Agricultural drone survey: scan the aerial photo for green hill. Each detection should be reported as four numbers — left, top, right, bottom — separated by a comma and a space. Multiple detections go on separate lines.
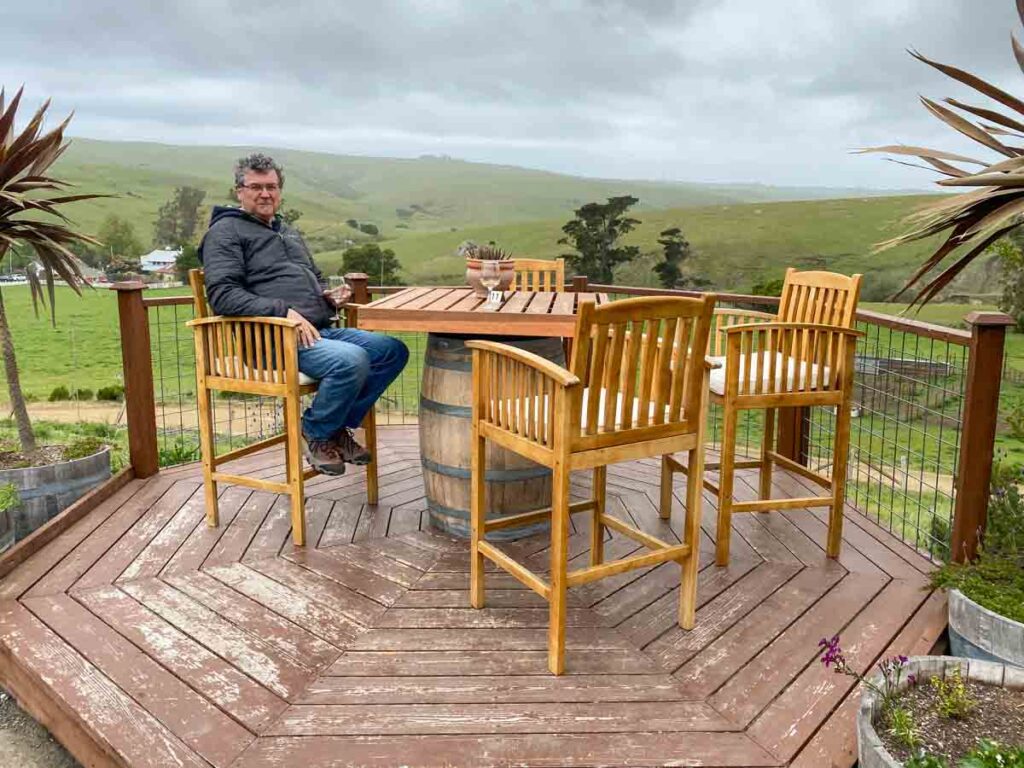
54, 138, 927, 252
323, 194, 972, 298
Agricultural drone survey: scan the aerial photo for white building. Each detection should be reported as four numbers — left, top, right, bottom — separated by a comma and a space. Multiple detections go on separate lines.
139, 248, 181, 273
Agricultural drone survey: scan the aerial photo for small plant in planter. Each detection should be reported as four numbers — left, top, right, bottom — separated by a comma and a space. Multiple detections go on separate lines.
463, 242, 515, 296
931, 461, 1024, 668
820, 637, 1024, 766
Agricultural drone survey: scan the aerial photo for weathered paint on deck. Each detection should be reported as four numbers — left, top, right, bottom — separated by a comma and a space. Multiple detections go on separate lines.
0, 427, 946, 767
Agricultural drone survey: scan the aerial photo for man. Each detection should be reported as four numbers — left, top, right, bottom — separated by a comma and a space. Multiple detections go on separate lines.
199, 152, 408, 475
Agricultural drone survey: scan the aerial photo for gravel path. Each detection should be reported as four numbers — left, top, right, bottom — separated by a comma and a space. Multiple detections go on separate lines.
0, 688, 78, 767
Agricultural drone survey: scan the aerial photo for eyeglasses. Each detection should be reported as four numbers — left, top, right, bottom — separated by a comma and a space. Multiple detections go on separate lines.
237, 183, 280, 193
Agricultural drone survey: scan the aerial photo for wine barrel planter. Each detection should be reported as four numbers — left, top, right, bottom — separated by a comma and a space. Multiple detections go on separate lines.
949, 588, 1024, 669
420, 333, 565, 540
858, 655, 1024, 768
0, 447, 111, 542
0, 507, 12, 554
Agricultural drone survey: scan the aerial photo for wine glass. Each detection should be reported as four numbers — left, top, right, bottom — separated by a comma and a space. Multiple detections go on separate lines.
480, 259, 502, 310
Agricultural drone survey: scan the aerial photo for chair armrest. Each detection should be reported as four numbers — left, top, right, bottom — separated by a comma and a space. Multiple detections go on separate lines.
186, 315, 301, 329
466, 340, 580, 388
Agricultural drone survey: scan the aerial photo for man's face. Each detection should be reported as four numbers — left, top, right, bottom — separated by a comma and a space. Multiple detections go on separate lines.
236, 169, 282, 223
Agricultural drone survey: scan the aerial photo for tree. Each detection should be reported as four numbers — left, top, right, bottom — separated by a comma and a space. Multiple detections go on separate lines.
558, 195, 640, 283
0, 87, 104, 452
105, 256, 140, 281
862, 5, 1024, 306
654, 227, 698, 289
358, 222, 379, 236
281, 207, 303, 227
154, 186, 207, 248
340, 243, 404, 285
175, 245, 201, 284
97, 214, 143, 265
751, 277, 785, 297
995, 237, 1024, 332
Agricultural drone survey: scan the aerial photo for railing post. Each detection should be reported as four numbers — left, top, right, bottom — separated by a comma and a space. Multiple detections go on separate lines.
111, 281, 159, 478
952, 311, 1014, 563
572, 275, 588, 293
344, 272, 370, 327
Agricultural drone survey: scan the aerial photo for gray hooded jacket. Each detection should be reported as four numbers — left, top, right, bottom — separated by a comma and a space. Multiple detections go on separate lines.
198, 205, 335, 329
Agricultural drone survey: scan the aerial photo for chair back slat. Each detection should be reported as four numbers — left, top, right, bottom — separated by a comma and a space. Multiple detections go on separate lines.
189, 269, 210, 319
511, 258, 565, 292
569, 295, 715, 445
777, 268, 861, 328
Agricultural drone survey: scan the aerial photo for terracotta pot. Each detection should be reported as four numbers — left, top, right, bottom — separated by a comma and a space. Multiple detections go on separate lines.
465, 258, 515, 297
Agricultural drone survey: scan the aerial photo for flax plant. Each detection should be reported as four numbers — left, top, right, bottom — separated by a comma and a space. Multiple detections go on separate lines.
861, 0, 1024, 306
0, 87, 104, 451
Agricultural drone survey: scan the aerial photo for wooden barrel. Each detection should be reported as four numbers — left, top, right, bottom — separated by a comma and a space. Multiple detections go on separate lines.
420, 333, 565, 540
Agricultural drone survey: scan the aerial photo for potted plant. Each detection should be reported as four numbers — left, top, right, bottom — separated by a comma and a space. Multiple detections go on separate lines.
818, 637, 1024, 767
463, 242, 515, 296
0, 87, 111, 542
931, 462, 1024, 670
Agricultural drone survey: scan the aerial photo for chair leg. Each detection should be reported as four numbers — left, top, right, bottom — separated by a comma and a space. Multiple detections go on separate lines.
470, 428, 486, 609
196, 384, 219, 528
759, 407, 775, 507
284, 393, 306, 546
716, 404, 739, 567
363, 407, 379, 505
590, 466, 606, 567
659, 455, 674, 520
827, 403, 853, 559
679, 434, 705, 629
548, 462, 570, 676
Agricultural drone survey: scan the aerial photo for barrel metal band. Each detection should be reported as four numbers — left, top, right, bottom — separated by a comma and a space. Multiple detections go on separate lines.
419, 396, 472, 418
420, 456, 550, 482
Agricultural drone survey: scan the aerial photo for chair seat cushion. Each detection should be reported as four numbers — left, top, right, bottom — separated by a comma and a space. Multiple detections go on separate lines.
707, 354, 829, 396
580, 388, 671, 430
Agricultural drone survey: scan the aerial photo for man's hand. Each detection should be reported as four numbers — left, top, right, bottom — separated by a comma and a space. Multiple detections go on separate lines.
323, 284, 352, 308
286, 308, 321, 348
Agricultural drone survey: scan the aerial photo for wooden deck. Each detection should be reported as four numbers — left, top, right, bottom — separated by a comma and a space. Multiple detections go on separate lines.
0, 426, 946, 768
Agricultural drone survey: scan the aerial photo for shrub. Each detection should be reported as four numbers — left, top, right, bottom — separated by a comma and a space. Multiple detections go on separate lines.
48, 385, 70, 401
0, 483, 19, 513
159, 437, 199, 467
906, 755, 948, 768
930, 667, 975, 719
358, 222, 379, 236
63, 436, 107, 461
1004, 398, 1024, 439
73, 388, 94, 401
96, 384, 125, 402
345, 218, 358, 229
960, 740, 1024, 768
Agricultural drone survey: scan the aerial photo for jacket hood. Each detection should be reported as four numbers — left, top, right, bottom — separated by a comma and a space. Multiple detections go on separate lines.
200, 206, 280, 262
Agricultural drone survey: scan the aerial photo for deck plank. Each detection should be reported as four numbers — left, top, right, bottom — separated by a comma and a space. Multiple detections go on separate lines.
0, 426, 948, 768
24, 593, 253, 768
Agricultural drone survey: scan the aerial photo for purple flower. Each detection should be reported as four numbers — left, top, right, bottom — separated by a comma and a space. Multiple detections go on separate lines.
907, 674, 917, 686
818, 635, 846, 669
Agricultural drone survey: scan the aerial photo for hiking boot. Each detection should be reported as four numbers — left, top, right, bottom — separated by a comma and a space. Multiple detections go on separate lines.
335, 428, 372, 465
302, 433, 346, 476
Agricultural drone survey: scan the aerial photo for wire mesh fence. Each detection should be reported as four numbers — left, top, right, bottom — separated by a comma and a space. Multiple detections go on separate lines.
147, 287, 970, 560
147, 295, 423, 469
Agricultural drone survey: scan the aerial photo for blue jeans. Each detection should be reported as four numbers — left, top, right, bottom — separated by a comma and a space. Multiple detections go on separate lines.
297, 328, 409, 440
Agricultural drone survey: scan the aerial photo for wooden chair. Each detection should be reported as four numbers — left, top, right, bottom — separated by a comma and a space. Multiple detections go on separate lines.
186, 269, 378, 546
661, 268, 862, 565
511, 258, 565, 292
467, 294, 716, 674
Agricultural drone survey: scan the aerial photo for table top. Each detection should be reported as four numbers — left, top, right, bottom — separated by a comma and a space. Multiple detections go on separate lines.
356, 287, 609, 337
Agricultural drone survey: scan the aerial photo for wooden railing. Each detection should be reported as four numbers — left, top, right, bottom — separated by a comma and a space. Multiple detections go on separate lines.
113, 274, 1013, 564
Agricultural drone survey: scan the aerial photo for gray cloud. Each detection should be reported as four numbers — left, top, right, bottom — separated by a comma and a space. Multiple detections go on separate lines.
3, 0, 1024, 188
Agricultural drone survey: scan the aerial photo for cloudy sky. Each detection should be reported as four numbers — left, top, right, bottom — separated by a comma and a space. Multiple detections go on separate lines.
3, 0, 1023, 188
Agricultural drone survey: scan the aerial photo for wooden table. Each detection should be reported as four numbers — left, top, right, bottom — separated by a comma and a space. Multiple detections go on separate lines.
356, 286, 609, 337
356, 286, 608, 539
